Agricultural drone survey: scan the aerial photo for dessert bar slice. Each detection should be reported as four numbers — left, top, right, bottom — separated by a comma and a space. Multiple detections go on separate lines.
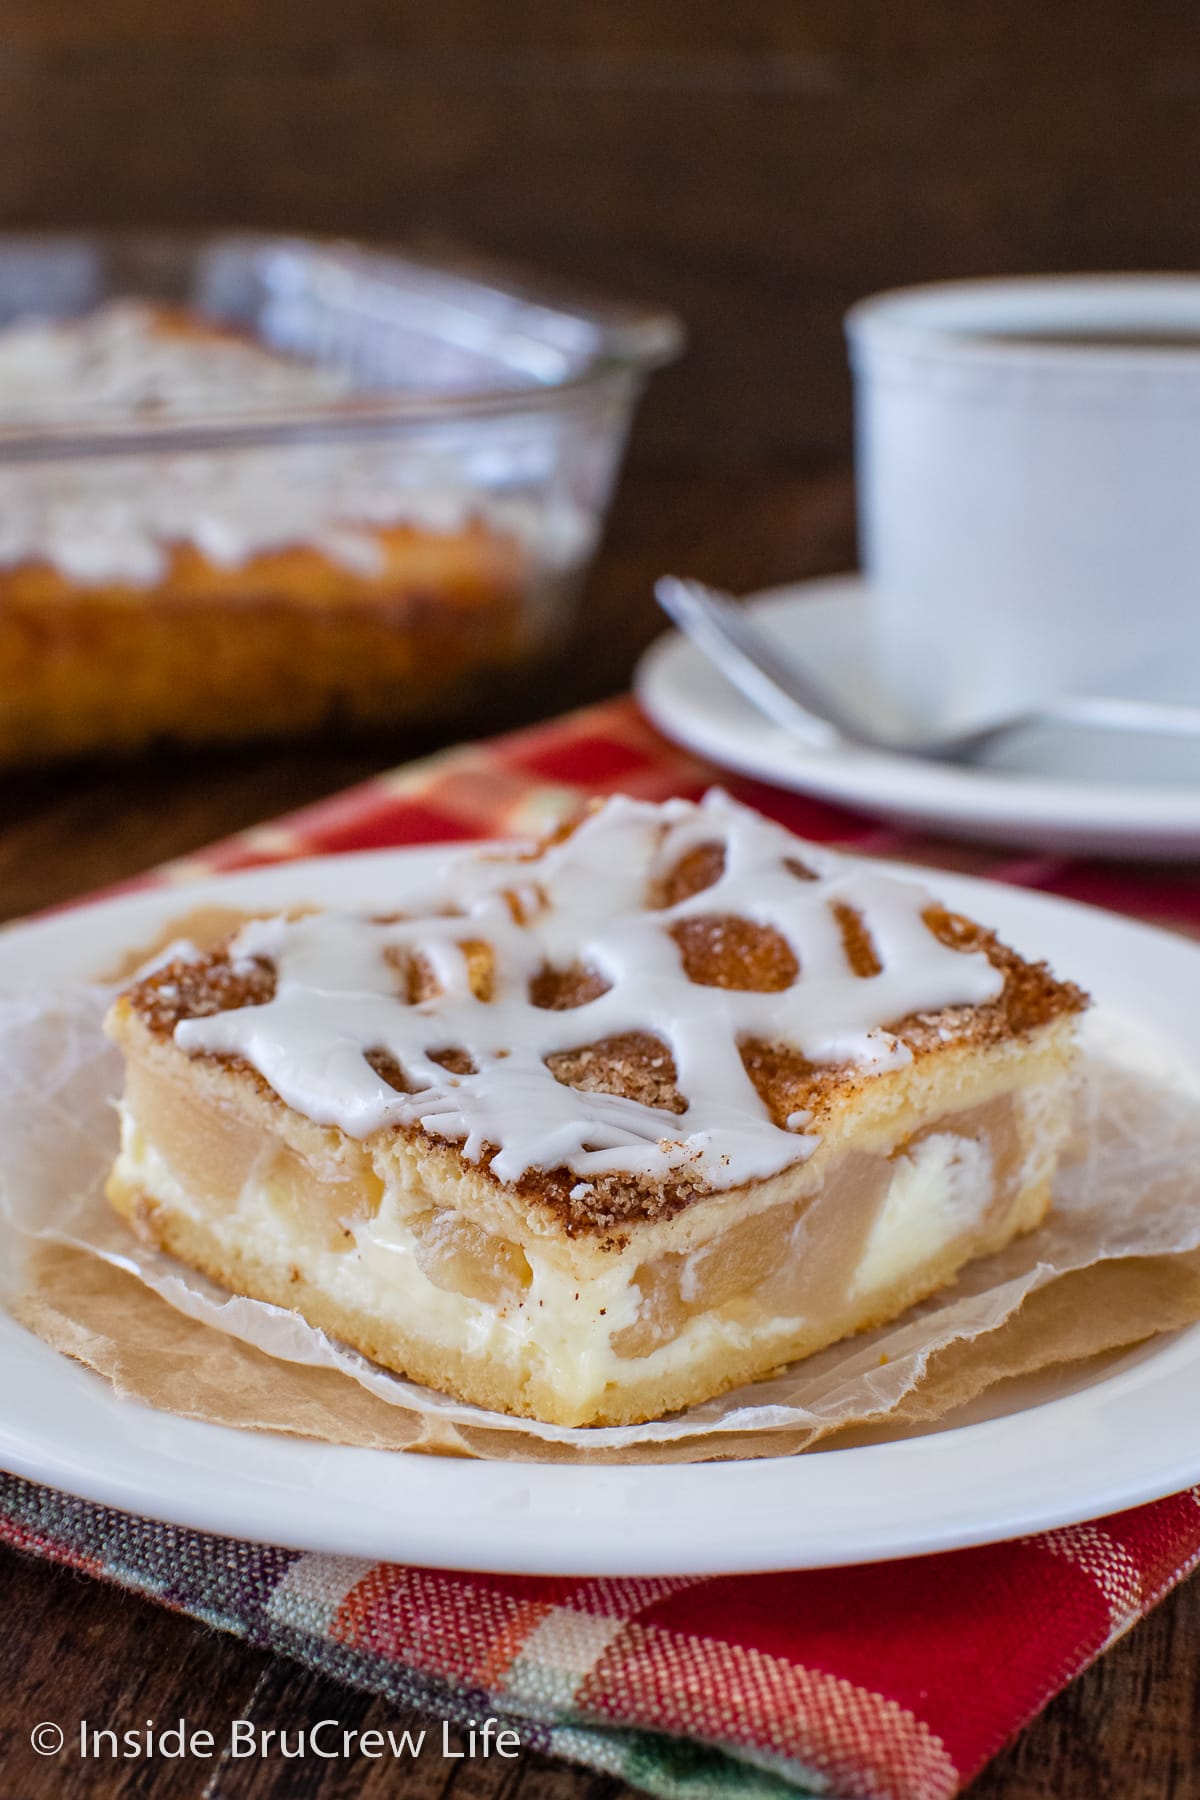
105, 792, 1087, 1427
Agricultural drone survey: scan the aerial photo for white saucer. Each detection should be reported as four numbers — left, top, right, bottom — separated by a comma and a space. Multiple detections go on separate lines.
636, 575, 1200, 858
3, 851, 1200, 1574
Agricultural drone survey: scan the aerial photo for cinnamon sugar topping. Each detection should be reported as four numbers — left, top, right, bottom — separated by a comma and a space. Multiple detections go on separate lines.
125, 793, 1084, 1196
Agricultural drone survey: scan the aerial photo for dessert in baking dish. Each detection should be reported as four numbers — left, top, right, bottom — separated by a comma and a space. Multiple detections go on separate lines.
0, 302, 535, 762
104, 792, 1087, 1427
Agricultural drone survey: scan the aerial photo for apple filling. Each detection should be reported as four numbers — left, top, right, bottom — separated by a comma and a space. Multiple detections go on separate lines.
612, 1093, 1019, 1359
123, 1058, 382, 1254
406, 1207, 533, 1307
123, 1051, 1022, 1365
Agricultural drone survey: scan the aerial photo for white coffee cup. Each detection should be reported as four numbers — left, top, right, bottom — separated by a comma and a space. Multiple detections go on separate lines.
846, 276, 1200, 733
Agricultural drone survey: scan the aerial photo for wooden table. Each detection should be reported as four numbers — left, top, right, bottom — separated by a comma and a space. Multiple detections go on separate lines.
0, 465, 1194, 1799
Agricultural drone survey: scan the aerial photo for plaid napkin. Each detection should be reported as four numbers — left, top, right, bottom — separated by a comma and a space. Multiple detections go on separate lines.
7, 694, 1200, 1800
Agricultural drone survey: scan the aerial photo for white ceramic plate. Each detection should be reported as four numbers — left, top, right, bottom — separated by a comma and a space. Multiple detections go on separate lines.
636, 575, 1200, 858
3, 849, 1200, 1575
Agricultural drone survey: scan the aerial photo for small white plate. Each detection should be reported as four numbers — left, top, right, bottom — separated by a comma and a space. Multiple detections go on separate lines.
636, 575, 1200, 858
2, 850, 1200, 1575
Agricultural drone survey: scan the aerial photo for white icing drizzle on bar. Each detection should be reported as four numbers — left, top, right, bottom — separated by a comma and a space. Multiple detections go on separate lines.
0, 301, 565, 585
174, 793, 1006, 1190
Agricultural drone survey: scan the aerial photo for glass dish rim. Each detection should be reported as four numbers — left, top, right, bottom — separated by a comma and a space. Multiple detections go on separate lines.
0, 228, 686, 460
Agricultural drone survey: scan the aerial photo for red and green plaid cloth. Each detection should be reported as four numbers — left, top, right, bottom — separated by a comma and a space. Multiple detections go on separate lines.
7, 693, 1200, 1800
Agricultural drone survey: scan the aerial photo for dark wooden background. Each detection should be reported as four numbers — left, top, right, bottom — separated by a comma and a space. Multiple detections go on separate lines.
4, 4, 1200, 1796
4, 1, 1200, 471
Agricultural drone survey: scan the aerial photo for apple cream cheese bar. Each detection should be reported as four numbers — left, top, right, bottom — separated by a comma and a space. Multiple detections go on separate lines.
104, 792, 1087, 1427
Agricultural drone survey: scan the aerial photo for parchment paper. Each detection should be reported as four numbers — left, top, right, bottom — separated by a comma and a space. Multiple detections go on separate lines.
3, 984, 1200, 1463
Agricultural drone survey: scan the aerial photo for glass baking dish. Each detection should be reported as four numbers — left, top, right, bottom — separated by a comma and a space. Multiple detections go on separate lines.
0, 232, 683, 762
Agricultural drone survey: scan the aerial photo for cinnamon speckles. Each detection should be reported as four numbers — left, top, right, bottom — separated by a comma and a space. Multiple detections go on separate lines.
910, 906, 1088, 1046
529, 962, 612, 1010
428, 1046, 478, 1077
127, 952, 275, 1033
670, 914, 799, 992
365, 1047, 412, 1092
546, 1031, 688, 1116
650, 839, 726, 908
832, 902, 882, 978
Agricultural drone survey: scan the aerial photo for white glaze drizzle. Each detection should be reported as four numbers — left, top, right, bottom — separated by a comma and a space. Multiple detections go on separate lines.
0, 302, 581, 585
173, 793, 1006, 1190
